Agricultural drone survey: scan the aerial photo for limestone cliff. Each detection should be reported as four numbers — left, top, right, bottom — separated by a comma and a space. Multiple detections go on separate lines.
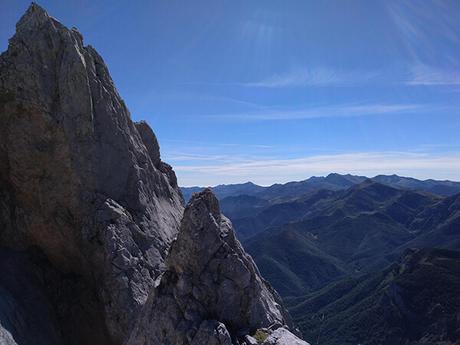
128, 189, 307, 344
0, 4, 308, 345
0, 3, 183, 344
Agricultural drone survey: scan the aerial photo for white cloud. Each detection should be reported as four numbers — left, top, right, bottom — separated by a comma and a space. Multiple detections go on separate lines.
407, 64, 460, 86
209, 103, 426, 122
244, 67, 379, 88
173, 151, 460, 186
386, 2, 460, 64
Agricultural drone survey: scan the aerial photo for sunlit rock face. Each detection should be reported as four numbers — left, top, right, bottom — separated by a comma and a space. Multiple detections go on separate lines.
0, 4, 307, 345
0, 3, 183, 343
128, 189, 308, 345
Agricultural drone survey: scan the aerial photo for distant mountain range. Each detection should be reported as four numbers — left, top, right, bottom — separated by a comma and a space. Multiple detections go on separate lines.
243, 180, 460, 295
182, 174, 460, 344
182, 173, 460, 202
182, 175, 460, 296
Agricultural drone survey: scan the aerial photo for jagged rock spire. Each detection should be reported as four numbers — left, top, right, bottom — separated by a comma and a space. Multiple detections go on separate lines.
17, 2, 49, 29
128, 189, 307, 345
1, 3, 183, 344
0, 4, 308, 345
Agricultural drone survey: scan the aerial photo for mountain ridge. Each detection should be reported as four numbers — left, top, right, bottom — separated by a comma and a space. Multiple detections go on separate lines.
242, 180, 456, 296
182, 173, 460, 201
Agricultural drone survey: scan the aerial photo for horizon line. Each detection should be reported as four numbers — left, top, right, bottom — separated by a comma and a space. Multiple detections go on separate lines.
179, 172, 460, 188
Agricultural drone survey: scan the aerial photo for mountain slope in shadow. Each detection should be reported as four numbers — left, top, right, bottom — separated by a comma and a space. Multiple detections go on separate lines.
286, 248, 460, 345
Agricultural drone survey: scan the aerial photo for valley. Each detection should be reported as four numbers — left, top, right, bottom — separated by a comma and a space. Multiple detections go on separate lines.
183, 175, 460, 344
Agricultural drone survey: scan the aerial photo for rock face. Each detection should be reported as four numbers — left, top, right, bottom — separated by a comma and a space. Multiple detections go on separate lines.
0, 3, 183, 344
128, 189, 307, 345
0, 4, 306, 345
261, 328, 310, 345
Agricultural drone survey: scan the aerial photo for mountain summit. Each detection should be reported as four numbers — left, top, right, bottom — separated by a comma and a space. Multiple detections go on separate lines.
1, 2, 184, 343
0, 4, 305, 345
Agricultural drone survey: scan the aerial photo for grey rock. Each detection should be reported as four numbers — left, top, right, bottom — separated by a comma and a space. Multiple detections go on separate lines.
190, 320, 233, 345
0, 327, 17, 345
243, 335, 259, 345
0, 3, 183, 344
128, 189, 300, 345
262, 327, 310, 345
135, 120, 161, 168
0, 4, 309, 345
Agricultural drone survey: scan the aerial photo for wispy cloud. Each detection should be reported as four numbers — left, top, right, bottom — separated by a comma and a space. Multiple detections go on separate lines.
208, 103, 429, 122
407, 64, 460, 86
173, 151, 460, 186
386, 1, 460, 59
162, 142, 277, 166
244, 67, 380, 88
386, 2, 460, 87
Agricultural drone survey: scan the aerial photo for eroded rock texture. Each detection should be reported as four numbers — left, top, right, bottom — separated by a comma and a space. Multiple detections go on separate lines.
0, 4, 306, 345
128, 189, 307, 345
0, 3, 183, 344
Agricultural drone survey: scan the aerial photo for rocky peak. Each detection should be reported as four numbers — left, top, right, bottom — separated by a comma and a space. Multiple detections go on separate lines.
1, 3, 183, 344
0, 4, 307, 345
16, 3, 49, 30
128, 189, 307, 345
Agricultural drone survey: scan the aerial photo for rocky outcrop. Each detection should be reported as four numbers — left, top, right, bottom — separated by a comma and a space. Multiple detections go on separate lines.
261, 328, 310, 345
0, 4, 306, 345
0, 3, 183, 344
128, 189, 307, 345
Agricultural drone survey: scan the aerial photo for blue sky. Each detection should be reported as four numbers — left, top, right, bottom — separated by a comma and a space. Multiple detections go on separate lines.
2, 1, 460, 186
